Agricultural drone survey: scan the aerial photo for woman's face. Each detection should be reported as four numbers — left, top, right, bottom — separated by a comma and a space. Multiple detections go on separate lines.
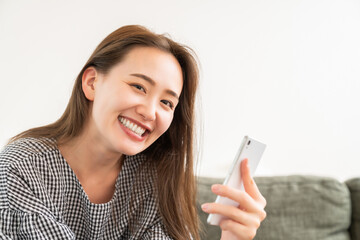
86, 47, 183, 156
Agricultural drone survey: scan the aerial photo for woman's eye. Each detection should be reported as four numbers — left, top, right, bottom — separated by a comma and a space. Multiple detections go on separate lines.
161, 100, 174, 109
131, 84, 146, 93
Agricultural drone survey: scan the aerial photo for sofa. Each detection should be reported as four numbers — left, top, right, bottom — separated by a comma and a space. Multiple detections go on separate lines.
197, 175, 360, 240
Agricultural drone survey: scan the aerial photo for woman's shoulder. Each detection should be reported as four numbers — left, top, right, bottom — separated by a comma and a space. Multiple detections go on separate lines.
0, 137, 65, 219
0, 137, 58, 166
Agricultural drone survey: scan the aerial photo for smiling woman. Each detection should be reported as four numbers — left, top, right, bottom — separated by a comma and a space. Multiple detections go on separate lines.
0, 25, 267, 240
0, 25, 201, 240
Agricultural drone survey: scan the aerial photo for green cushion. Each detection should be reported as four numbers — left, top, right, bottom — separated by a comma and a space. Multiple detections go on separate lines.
346, 178, 360, 240
254, 176, 351, 240
197, 175, 352, 240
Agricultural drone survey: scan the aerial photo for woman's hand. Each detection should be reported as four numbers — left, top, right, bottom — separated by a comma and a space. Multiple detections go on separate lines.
201, 159, 267, 240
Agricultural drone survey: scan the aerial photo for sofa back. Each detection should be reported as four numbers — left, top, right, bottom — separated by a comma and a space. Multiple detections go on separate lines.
346, 178, 360, 240
197, 175, 360, 240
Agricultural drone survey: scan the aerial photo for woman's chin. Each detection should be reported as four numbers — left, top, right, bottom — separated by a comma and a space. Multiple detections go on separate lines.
115, 144, 147, 156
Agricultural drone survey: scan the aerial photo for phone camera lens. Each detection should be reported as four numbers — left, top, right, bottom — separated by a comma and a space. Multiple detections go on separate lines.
247, 140, 251, 145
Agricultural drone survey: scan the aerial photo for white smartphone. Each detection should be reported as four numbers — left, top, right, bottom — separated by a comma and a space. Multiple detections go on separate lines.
207, 136, 266, 226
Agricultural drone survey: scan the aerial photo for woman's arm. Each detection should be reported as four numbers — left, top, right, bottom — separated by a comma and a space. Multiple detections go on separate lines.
0, 152, 75, 239
0, 209, 75, 239
141, 218, 175, 240
201, 159, 267, 240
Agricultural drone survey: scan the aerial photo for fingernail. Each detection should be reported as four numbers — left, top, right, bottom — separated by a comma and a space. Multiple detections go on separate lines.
244, 158, 249, 165
201, 203, 209, 211
212, 184, 221, 193
245, 159, 250, 168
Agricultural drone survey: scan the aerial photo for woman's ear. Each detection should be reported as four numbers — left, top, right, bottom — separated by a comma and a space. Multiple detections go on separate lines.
82, 67, 98, 101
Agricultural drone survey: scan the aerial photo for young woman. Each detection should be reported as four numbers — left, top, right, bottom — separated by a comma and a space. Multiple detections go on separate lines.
0, 25, 266, 239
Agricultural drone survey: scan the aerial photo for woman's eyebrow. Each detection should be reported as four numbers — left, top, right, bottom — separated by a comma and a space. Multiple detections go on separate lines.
130, 73, 179, 99
130, 73, 155, 85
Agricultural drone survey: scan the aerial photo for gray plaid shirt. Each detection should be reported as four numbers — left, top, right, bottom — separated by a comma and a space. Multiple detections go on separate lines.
0, 137, 172, 239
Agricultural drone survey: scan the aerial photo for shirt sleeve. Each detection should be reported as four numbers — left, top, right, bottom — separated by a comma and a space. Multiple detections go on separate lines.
0, 209, 75, 239
0, 159, 75, 239
141, 220, 174, 240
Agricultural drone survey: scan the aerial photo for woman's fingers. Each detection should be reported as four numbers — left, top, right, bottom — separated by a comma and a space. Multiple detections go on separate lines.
209, 184, 266, 220
201, 202, 260, 228
241, 159, 267, 208
203, 158, 268, 239
220, 221, 257, 240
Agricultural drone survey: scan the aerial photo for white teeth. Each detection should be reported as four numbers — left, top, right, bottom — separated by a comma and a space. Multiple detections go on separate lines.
118, 117, 146, 136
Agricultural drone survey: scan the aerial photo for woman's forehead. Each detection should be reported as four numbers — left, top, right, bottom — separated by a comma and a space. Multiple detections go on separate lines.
107, 47, 183, 94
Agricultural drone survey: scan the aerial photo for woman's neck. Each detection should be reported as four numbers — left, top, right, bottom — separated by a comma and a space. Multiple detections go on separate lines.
58, 131, 124, 204
58, 130, 123, 182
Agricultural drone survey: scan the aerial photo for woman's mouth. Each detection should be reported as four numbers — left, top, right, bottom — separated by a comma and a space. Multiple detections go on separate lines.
118, 116, 146, 137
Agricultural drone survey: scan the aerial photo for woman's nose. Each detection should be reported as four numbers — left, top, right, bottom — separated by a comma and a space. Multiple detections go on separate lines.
136, 101, 156, 121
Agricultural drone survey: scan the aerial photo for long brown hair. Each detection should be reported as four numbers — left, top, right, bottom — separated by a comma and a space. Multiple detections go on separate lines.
10, 25, 200, 239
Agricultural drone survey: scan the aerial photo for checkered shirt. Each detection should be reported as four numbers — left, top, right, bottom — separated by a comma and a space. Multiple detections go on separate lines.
0, 137, 173, 239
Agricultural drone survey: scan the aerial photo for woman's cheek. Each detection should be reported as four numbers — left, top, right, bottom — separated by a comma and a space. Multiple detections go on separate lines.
159, 112, 175, 134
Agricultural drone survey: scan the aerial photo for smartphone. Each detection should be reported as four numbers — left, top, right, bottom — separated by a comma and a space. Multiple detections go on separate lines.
207, 136, 266, 226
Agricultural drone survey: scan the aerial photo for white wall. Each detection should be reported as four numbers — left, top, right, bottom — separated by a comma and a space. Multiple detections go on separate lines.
1, 0, 359, 181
